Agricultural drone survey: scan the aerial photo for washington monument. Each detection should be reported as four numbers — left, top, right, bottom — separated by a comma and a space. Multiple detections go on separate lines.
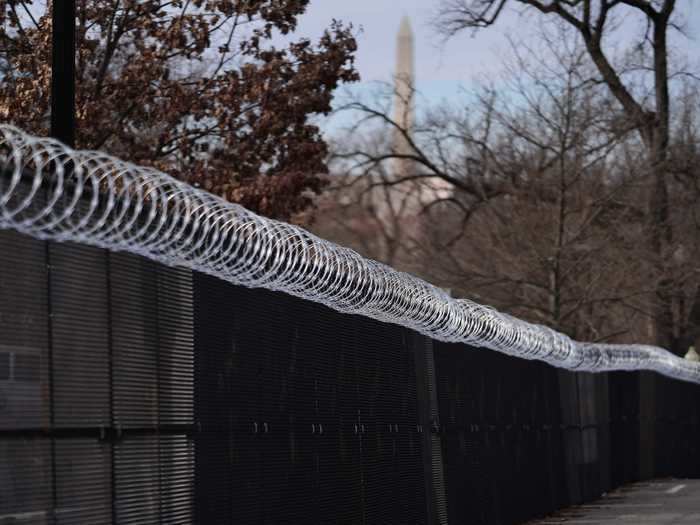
392, 16, 450, 203
394, 16, 414, 136
393, 15, 415, 171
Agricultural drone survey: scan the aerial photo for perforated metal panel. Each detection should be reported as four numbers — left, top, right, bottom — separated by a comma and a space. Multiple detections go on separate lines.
193, 276, 428, 525
2, 228, 700, 525
433, 342, 572, 525
0, 229, 195, 524
653, 374, 700, 478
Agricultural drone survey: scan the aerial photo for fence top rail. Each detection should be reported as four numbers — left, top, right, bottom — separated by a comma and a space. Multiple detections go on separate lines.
0, 124, 698, 384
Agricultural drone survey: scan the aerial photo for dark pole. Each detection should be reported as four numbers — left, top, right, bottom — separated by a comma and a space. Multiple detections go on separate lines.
50, 0, 76, 147
48, 4, 76, 522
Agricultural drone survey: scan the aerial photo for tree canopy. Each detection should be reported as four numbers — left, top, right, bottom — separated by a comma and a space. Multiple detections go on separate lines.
0, 0, 358, 219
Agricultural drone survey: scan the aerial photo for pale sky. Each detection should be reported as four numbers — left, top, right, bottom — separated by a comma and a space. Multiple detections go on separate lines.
286, 0, 700, 119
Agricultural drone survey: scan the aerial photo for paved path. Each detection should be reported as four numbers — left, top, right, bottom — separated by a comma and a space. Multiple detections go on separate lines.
527, 479, 700, 524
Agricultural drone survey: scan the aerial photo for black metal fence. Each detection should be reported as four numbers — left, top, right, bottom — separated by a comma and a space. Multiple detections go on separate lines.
1, 229, 699, 524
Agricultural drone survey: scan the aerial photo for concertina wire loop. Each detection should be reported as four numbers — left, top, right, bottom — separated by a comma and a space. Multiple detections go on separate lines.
1, 124, 698, 384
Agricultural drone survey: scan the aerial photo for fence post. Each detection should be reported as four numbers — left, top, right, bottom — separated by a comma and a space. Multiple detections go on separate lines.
595, 373, 612, 493
410, 331, 448, 525
558, 370, 582, 504
639, 372, 656, 479
51, 0, 76, 147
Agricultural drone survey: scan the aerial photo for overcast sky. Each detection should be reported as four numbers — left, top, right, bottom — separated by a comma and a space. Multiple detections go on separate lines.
287, 0, 700, 120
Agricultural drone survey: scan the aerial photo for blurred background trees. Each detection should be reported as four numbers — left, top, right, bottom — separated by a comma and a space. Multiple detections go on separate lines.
313, 1, 700, 352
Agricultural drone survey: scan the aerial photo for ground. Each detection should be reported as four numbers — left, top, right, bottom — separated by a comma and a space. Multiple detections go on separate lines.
527, 479, 700, 524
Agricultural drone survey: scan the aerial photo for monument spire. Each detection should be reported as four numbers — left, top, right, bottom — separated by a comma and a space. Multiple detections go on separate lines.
393, 16, 414, 136
391, 16, 452, 204
393, 16, 415, 182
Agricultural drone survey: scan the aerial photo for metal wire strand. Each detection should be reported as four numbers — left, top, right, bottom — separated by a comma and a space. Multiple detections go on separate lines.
1, 124, 698, 384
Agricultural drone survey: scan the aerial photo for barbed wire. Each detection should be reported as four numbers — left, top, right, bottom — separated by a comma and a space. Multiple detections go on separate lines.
1, 124, 698, 384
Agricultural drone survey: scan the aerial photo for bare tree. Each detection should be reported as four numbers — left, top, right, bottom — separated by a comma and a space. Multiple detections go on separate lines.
316, 23, 700, 349
433, 0, 697, 349
649, 80, 700, 350
419, 32, 650, 341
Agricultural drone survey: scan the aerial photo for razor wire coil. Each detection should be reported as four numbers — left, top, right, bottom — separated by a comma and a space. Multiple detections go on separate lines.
0, 124, 698, 384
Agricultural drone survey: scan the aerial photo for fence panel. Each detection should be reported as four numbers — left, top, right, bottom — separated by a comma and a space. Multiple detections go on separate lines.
0, 230, 195, 524
433, 342, 570, 525
193, 274, 428, 525
654, 374, 700, 478
1, 229, 699, 524
608, 371, 641, 487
